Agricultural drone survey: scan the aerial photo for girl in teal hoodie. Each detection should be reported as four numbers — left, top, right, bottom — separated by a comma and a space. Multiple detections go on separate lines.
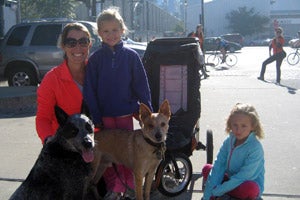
202, 103, 265, 200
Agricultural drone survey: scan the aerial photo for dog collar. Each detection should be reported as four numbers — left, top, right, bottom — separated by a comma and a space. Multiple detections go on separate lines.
143, 135, 165, 148
143, 135, 166, 160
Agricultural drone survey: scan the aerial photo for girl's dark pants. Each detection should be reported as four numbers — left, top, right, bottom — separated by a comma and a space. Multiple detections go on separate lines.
259, 53, 285, 83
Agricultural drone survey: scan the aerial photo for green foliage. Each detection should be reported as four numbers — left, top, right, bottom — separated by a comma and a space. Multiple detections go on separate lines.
21, 0, 78, 20
226, 7, 270, 36
174, 23, 184, 32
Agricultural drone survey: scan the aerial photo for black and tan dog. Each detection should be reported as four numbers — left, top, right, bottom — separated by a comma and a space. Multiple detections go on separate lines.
9, 104, 95, 200
91, 100, 171, 200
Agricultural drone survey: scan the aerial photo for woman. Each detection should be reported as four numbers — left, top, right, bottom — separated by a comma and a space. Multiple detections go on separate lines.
36, 22, 92, 144
258, 27, 286, 84
193, 24, 204, 51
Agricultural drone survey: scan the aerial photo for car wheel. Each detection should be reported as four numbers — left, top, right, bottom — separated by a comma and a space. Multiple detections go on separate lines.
7, 66, 38, 86
229, 47, 235, 53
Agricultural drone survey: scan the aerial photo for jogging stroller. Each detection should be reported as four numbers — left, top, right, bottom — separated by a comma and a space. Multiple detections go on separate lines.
143, 37, 213, 197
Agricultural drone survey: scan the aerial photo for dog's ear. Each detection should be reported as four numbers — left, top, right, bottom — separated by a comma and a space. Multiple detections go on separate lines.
80, 100, 91, 119
158, 100, 171, 119
55, 105, 69, 127
139, 103, 152, 122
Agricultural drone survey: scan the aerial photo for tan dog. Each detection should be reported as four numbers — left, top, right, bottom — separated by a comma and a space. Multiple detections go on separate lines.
91, 100, 171, 200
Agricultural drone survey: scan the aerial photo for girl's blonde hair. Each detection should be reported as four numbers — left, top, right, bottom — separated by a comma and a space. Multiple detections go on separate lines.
96, 7, 128, 34
225, 103, 264, 139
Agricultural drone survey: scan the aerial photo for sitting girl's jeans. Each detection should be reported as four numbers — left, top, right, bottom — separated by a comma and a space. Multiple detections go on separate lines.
202, 164, 260, 200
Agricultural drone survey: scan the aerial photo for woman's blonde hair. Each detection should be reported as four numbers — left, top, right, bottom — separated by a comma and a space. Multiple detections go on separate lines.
96, 7, 128, 34
225, 103, 264, 139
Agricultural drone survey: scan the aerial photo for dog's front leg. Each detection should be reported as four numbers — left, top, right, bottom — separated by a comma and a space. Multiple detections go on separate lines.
89, 152, 101, 199
144, 170, 156, 200
134, 173, 144, 200
90, 153, 109, 200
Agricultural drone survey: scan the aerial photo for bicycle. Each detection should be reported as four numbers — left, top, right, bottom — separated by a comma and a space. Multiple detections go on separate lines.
206, 51, 238, 67
287, 48, 300, 66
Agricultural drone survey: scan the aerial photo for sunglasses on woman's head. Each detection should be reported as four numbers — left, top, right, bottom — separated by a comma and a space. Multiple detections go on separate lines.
63, 37, 90, 48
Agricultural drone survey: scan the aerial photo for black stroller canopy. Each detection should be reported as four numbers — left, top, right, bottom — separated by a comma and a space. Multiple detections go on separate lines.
143, 37, 203, 150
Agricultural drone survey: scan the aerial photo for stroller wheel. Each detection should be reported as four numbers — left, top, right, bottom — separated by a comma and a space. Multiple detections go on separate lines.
155, 153, 192, 197
206, 129, 214, 164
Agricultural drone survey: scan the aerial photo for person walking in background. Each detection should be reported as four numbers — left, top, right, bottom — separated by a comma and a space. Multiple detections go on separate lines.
202, 103, 265, 200
192, 24, 209, 79
83, 7, 152, 200
258, 27, 286, 84
36, 23, 91, 144
193, 24, 204, 51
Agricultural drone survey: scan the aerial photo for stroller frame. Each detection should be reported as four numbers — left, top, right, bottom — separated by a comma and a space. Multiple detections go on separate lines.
143, 37, 213, 197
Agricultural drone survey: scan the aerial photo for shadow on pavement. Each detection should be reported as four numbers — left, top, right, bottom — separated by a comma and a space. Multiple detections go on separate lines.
0, 109, 36, 119
279, 83, 298, 94
257, 79, 298, 95
263, 193, 300, 199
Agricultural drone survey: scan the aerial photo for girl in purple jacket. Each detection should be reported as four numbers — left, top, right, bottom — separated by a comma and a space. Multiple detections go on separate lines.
83, 7, 152, 200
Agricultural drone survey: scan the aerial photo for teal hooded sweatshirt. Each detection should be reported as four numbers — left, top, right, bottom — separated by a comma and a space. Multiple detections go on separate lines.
203, 132, 265, 199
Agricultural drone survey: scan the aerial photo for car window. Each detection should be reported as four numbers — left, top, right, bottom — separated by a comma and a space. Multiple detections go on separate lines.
7, 25, 30, 46
207, 38, 213, 43
31, 24, 62, 46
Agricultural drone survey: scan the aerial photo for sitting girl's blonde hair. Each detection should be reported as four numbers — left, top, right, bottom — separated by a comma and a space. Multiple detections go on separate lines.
225, 103, 264, 139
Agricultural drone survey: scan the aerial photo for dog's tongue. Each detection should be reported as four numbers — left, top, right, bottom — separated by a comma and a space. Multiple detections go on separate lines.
82, 149, 94, 163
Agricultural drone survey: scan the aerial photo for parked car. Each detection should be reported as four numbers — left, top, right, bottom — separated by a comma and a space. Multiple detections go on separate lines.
220, 33, 244, 46
204, 37, 242, 53
289, 38, 300, 48
283, 35, 293, 46
122, 37, 147, 46
248, 38, 272, 46
0, 19, 146, 86
249, 35, 293, 47
122, 37, 148, 57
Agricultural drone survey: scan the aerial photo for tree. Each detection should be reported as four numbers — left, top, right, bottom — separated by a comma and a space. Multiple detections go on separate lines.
226, 7, 270, 36
20, 0, 78, 20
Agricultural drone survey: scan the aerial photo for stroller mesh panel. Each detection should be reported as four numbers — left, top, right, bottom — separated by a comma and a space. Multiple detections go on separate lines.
160, 65, 187, 113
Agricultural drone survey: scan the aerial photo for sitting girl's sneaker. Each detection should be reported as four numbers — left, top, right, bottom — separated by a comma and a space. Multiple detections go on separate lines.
103, 191, 122, 200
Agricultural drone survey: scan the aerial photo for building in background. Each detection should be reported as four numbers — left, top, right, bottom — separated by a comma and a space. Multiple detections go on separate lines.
81, 0, 182, 41
270, 0, 300, 38
0, 0, 182, 41
1, 0, 299, 42
200, 0, 300, 40
0, 0, 19, 37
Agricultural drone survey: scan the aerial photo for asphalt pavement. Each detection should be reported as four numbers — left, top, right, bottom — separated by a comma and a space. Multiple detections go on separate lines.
0, 47, 300, 200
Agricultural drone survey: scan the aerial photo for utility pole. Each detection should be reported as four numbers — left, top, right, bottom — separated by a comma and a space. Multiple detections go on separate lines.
0, 2, 3, 37
201, 0, 204, 29
184, 0, 187, 35
146, 0, 149, 41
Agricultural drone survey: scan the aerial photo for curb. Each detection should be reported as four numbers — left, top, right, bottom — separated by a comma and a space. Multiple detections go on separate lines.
0, 86, 37, 115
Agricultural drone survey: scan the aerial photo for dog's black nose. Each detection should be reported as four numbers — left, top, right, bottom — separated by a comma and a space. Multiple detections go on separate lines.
82, 137, 93, 149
